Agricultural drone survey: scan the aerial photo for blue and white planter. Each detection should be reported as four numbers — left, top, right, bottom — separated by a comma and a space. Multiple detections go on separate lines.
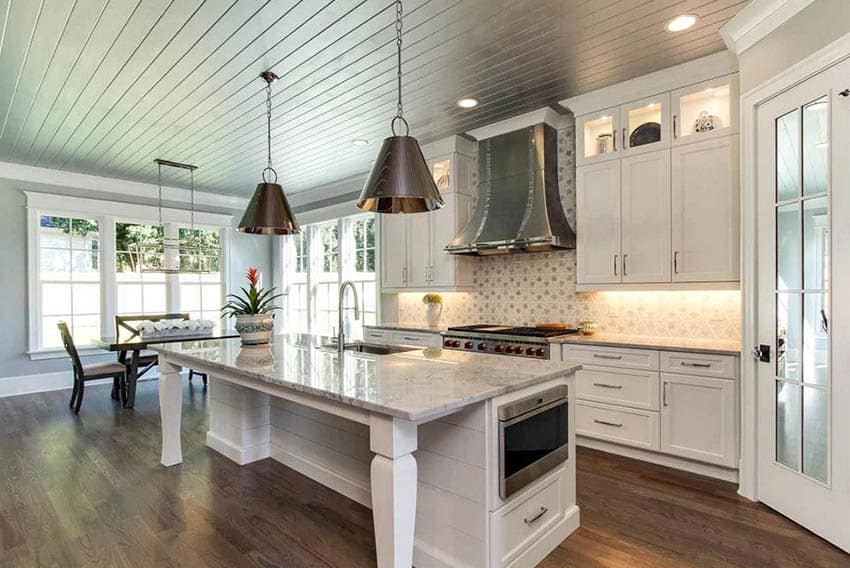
234, 313, 274, 345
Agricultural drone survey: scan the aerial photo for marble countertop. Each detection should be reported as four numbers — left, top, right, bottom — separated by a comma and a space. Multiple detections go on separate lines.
550, 333, 741, 355
153, 336, 579, 422
366, 322, 447, 334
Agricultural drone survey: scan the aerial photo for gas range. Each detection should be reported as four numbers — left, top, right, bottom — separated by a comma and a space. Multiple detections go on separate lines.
442, 324, 579, 360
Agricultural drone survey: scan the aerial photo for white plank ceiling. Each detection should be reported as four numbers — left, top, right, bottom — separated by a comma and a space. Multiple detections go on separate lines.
0, 0, 747, 197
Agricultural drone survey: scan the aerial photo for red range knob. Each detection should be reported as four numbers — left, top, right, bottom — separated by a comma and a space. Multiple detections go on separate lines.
494, 345, 503, 353
464, 341, 473, 349
525, 347, 535, 355
516, 346, 526, 354
477, 343, 487, 351
535, 348, 546, 357
453, 341, 461, 348
444, 340, 452, 347
505, 346, 514, 354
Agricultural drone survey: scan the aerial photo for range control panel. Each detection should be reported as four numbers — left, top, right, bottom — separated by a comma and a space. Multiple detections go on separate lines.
441, 334, 550, 360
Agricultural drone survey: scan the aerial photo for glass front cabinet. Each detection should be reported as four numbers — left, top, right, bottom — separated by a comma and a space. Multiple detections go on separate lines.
671, 74, 739, 145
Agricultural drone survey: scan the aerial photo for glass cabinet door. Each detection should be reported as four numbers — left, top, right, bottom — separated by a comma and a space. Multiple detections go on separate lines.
671, 74, 739, 145
619, 93, 669, 156
576, 106, 619, 165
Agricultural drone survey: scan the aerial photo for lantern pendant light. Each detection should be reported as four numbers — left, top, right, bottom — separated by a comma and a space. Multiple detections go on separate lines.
238, 71, 300, 235
356, 0, 443, 214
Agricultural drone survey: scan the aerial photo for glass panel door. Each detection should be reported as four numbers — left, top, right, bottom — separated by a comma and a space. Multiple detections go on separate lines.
773, 95, 830, 484
620, 93, 669, 156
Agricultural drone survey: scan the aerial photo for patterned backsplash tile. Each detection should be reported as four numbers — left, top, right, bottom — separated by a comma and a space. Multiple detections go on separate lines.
396, 117, 742, 341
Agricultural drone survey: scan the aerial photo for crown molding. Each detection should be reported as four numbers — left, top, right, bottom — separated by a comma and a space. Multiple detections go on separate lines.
560, 51, 738, 117
719, 0, 816, 55
0, 160, 248, 211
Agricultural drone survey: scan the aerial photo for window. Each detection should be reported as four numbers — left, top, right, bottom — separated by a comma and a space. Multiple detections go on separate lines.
280, 215, 377, 337
37, 216, 101, 348
177, 227, 223, 321
115, 222, 167, 315
27, 191, 232, 356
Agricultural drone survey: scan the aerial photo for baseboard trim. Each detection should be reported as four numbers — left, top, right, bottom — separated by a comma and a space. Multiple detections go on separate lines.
206, 431, 270, 465
578, 436, 739, 483
270, 443, 372, 508
0, 369, 182, 399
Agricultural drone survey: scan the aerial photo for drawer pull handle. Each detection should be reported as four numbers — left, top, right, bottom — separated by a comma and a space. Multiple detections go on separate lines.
402, 336, 420, 342
681, 361, 712, 368
524, 506, 549, 525
592, 382, 623, 389
594, 419, 623, 428
593, 354, 622, 360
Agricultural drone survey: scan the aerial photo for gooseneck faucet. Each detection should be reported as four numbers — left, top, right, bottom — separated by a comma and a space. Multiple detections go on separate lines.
337, 281, 361, 356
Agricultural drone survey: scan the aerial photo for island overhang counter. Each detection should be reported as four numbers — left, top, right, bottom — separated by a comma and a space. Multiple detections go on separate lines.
152, 336, 581, 568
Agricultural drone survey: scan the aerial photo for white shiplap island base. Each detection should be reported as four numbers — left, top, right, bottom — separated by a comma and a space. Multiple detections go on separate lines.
152, 337, 581, 568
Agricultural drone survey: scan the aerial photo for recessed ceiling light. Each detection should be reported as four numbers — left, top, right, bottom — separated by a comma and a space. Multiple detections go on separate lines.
456, 97, 479, 109
666, 14, 697, 32
351, 139, 369, 147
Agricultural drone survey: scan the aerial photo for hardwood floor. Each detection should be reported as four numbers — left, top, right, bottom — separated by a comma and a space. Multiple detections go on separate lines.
0, 381, 847, 567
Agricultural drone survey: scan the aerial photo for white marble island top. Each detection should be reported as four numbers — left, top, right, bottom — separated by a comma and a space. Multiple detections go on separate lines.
153, 336, 580, 422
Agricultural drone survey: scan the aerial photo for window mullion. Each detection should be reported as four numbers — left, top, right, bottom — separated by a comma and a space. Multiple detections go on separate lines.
102, 216, 117, 337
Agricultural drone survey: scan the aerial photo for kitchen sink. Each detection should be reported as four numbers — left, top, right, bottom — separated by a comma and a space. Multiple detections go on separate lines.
319, 342, 419, 355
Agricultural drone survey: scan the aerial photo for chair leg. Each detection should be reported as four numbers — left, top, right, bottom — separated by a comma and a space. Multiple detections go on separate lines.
189, 369, 195, 381
74, 380, 84, 414
202, 374, 207, 386
69, 372, 79, 409
111, 377, 120, 401
119, 374, 128, 406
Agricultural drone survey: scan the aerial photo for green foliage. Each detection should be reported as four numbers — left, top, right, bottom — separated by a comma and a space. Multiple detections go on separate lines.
115, 223, 164, 272
422, 293, 443, 305
221, 273, 284, 317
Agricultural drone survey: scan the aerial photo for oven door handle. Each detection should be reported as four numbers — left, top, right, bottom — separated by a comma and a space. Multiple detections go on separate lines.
499, 396, 568, 428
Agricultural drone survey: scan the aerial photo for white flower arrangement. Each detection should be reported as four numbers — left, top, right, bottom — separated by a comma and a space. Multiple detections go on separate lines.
138, 318, 215, 338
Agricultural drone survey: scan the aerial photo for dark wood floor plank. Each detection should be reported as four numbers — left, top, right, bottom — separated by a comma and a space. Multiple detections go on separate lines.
0, 381, 847, 567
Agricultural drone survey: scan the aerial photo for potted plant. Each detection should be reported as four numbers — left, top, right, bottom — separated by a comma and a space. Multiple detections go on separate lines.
222, 268, 283, 345
422, 293, 443, 328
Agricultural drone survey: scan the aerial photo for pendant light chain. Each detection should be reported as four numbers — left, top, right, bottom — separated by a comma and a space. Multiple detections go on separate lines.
266, 79, 273, 173
391, 0, 409, 136
190, 168, 195, 231
157, 161, 163, 228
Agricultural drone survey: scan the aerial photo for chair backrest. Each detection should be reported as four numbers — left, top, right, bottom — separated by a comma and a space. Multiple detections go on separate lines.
57, 321, 84, 377
115, 313, 190, 342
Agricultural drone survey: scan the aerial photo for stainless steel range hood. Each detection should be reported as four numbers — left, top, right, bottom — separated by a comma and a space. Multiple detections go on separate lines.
445, 123, 575, 256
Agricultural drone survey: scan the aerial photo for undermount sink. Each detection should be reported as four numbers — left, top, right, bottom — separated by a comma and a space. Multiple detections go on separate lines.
320, 342, 418, 356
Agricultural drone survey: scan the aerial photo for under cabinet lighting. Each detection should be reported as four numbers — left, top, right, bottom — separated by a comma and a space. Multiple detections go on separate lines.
456, 97, 479, 109
666, 14, 697, 32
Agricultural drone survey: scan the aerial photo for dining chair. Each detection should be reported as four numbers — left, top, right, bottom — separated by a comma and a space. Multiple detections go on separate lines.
58, 322, 127, 414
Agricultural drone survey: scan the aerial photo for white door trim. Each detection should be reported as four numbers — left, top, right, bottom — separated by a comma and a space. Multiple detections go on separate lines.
739, 31, 850, 500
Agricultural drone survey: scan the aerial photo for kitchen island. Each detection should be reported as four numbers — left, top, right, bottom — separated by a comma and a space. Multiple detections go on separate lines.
152, 336, 580, 568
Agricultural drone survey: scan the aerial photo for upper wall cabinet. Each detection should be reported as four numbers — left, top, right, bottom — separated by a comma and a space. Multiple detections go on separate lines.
571, 64, 740, 291
380, 151, 475, 293
671, 75, 739, 146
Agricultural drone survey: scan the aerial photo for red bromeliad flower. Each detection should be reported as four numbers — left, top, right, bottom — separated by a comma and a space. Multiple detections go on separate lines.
246, 268, 259, 287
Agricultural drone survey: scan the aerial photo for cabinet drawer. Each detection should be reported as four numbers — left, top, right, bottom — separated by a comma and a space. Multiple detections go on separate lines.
575, 366, 660, 411
562, 344, 659, 371
491, 468, 567, 567
576, 401, 660, 450
393, 331, 441, 348
363, 327, 394, 343
661, 351, 738, 379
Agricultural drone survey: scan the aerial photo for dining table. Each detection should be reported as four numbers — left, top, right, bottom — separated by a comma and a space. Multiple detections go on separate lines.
93, 329, 238, 408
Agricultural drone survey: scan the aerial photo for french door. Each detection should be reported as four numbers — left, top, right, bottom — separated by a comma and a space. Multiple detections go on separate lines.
756, 58, 850, 552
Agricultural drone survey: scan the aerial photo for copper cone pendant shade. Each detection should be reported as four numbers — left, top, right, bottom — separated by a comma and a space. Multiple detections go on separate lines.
238, 70, 300, 235
238, 182, 300, 235
357, 135, 443, 213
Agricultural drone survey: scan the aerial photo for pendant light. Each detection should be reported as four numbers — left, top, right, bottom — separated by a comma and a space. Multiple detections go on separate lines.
356, 0, 443, 214
238, 71, 300, 235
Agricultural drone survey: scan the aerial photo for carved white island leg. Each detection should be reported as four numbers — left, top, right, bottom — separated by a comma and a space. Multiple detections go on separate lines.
369, 413, 418, 568
158, 356, 184, 467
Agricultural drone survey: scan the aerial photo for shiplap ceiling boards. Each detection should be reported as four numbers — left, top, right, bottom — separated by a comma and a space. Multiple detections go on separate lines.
0, 0, 746, 198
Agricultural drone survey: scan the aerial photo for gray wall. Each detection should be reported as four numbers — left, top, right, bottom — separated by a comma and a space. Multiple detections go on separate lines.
739, 0, 850, 93
0, 180, 273, 380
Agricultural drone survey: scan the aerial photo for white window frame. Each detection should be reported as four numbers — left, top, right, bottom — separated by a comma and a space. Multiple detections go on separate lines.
280, 213, 378, 337
26, 191, 232, 360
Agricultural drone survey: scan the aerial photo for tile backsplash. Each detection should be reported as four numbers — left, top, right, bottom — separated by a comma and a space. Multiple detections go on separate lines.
395, 117, 741, 341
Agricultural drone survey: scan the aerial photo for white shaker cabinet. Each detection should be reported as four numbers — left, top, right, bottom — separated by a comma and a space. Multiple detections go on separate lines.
406, 211, 431, 288
660, 373, 738, 468
671, 136, 740, 282
620, 150, 671, 283
576, 160, 621, 284
381, 213, 408, 288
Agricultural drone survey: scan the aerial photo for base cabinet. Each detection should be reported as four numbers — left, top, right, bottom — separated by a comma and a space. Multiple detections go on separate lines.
564, 344, 739, 472
660, 373, 737, 467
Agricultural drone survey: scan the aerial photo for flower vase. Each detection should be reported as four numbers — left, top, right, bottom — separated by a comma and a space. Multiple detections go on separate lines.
234, 313, 274, 345
425, 303, 443, 328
